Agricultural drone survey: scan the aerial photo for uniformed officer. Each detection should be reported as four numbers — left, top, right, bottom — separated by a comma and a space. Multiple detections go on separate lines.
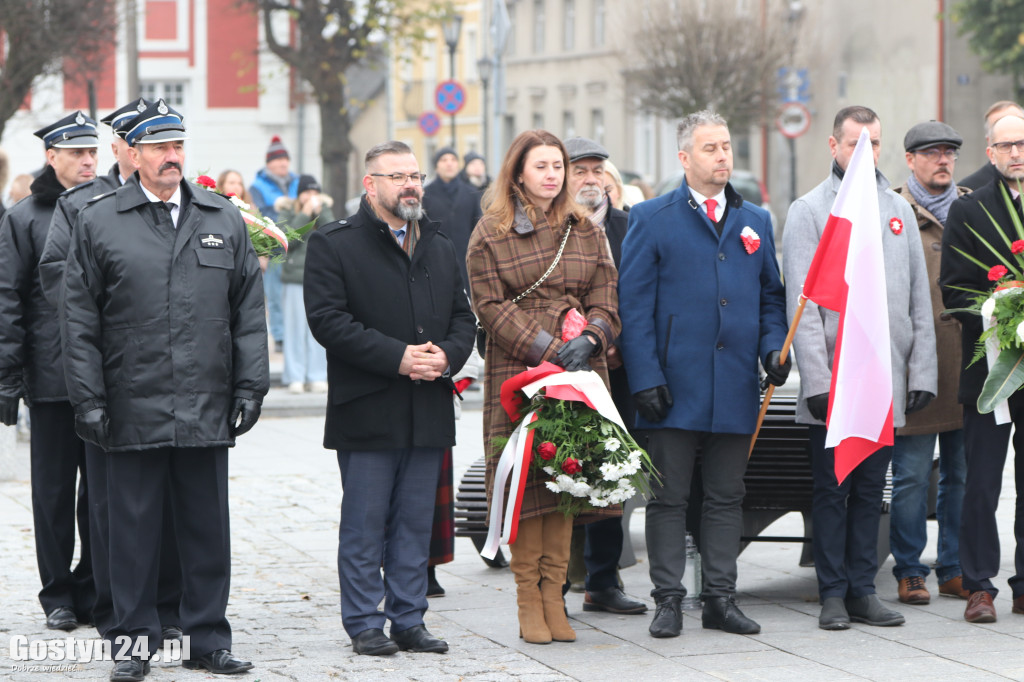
0, 111, 99, 632
61, 100, 268, 682
38, 98, 186, 645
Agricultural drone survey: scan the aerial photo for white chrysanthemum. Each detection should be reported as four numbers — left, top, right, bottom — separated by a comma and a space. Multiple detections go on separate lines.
588, 495, 610, 507
555, 474, 575, 492
570, 481, 592, 497
628, 450, 642, 464
618, 478, 632, 489
1017, 320, 1024, 344
982, 297, 996, 319
229, 195, 251, 211
543, 466, 556, 476
545, 481, 560, 493
604, 437, 621, 452
600, 461, 623, 481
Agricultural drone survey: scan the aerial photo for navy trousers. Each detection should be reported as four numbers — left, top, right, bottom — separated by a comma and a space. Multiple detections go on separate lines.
85, 443, 183, 636
29, 401, 94, 619
336, 448, 443, 637
808, 425, 892, 600
106, 447, 231, 658
584, 518, 623, 592
960, 399, 1024, 597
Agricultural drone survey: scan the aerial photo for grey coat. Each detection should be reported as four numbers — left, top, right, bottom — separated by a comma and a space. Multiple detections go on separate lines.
782, 171, 937, 427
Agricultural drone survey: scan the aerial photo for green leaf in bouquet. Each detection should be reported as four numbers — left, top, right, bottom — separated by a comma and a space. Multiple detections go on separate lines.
961, 225, 1023, 279
997, 180, 1024, 242
978, 346, 1024, 414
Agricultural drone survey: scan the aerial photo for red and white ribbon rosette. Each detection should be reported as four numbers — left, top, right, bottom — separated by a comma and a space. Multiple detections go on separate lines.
740, 226, 761, 254
480, 361, 628, 560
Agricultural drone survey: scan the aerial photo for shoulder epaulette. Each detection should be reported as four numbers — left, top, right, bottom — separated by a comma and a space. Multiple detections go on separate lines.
319, 218, 353, 235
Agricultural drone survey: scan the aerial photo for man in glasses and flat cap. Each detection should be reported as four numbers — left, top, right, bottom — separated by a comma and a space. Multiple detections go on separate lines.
61, 99, 268, 681
0, 110, 99, 633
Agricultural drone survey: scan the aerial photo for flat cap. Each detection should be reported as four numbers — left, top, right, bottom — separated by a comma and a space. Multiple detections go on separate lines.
904, 121, 963, 152
563, 136, 609, 162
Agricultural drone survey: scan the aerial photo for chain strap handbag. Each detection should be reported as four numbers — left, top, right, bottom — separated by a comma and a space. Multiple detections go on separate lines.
476, 221, 573, 358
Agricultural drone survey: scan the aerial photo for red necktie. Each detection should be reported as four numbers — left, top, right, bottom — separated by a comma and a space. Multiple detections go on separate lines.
704, 198, 718, 223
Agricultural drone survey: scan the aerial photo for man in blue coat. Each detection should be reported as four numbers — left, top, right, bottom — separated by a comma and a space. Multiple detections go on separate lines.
619, 110, 790, 639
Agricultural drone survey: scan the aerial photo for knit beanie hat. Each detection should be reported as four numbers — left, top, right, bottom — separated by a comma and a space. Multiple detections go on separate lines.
297, 174, 321, 195
266, 135, 289, 163
433, 146, 457, 168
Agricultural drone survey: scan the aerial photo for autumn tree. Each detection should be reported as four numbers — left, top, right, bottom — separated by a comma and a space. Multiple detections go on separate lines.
248, 0, 447, 202
624, 0, 796, 130
0, 0, 118, 140
953, 0, 1024, 90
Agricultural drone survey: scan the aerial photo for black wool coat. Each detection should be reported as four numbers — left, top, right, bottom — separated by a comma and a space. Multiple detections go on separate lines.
0, 166, 73, 401
421, 177, 483, 287
940, 176, 1024, 403
303, 196, 476, 452
62, 174, 269, 451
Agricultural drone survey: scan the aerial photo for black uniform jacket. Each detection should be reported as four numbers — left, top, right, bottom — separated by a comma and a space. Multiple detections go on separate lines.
39, 164, 121, 307
303, 195, 476, 452
61, 174, 269, 451
940, 176, 1023, 403
0, 166, 72, 402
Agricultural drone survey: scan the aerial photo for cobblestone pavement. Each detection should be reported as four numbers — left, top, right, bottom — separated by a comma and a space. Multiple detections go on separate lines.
4, 401, 1024, 681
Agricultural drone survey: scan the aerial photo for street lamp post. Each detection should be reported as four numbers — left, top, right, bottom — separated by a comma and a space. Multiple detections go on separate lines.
476, 57, 494, 163
442, 14, 464, 149
786, 1, 805, 206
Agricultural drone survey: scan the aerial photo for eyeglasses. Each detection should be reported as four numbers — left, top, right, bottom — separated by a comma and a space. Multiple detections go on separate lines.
914, 147, 959, 161
369, 172, 427, 186
991, 140, 1024, 155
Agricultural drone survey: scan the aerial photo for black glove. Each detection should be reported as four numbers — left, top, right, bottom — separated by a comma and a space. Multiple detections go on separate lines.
905, 390, 934, 414
229, 397, 262, 437
75, 407, 110, 449
0, 376, 21, 426
806, 393, 830, 422
555, 335, 596, 372
761, 350, 792, 390
634, 385, 674, 423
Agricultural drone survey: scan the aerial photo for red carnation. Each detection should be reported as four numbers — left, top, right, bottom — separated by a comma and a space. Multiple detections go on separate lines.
196, 175, 217, 189
561, 457, 582, 475
1014, 241, 1024, 255
989, 265, 1009, 281
538, 441, 557, 460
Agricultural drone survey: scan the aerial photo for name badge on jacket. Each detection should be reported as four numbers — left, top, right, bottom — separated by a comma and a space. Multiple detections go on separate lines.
200, 234, 225, 248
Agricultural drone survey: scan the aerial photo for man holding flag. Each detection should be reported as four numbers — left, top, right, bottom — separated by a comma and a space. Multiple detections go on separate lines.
783, 106, 936, 631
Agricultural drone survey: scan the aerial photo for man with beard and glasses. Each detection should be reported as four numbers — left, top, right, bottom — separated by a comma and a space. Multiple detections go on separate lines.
561, 136, 647, 617
0, 111, 99, 633
303, 140, 475, 657
888, 121, 970, 607
62, 99, 267, 681
942, 113, 1024, 623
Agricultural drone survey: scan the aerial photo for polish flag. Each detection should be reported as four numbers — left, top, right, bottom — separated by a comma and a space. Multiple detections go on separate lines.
801, 128, 893, 483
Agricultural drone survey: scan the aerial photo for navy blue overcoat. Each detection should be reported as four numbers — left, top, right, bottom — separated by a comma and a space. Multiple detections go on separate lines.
618, 177, 787, 434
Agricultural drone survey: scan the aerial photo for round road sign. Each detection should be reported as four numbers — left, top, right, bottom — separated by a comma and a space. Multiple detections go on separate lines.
777, 101, 811, 139
418, 112, 441, 136
435, 80, 466, 116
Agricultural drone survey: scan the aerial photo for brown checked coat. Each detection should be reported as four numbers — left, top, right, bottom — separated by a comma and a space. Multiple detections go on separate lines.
467, 202, 621, 521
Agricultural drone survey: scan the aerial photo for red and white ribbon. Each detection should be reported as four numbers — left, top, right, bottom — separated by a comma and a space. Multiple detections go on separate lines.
479, 362, 627, 559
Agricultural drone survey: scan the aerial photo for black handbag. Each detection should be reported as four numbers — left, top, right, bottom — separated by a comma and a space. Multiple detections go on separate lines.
475, 222, 572, 359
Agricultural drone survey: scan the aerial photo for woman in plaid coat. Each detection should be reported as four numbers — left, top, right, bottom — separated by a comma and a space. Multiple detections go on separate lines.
466, 130, 620, 644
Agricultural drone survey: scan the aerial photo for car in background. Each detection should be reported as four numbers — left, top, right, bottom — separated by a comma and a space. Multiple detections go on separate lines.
652, 168, 778, 242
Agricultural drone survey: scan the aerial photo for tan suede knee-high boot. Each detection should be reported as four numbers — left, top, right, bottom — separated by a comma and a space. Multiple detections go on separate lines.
539, 512, 576, 642
509, 515, 551, 644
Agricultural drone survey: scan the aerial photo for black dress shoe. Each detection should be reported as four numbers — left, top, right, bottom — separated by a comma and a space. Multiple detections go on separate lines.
110, 658, 150, 682
584, 588, 648, 614
845, 594, 905, 627
160, 625, 183, 643
182, 649, 254, 674
46, 606, 79, 631
351, 628, 399, 656
649, 595, 682, 638
390, 624, 449, 653
702, 596, 761, 634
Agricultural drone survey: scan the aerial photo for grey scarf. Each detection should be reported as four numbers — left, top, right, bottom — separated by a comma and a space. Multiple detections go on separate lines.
906, 173, 958, 225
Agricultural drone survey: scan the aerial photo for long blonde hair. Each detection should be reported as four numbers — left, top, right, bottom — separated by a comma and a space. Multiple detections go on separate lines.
482, 130, 578, 234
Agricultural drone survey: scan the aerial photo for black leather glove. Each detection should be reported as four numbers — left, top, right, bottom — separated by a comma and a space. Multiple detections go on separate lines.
806, 393, 830, 422
229, 397, 262, 437
761, 350, 792, 390
905, 390, 934, 414
555, 335, 596, 372
634, 385, 674, 423
0, 376, 21, 426
75, 407, 110, 449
